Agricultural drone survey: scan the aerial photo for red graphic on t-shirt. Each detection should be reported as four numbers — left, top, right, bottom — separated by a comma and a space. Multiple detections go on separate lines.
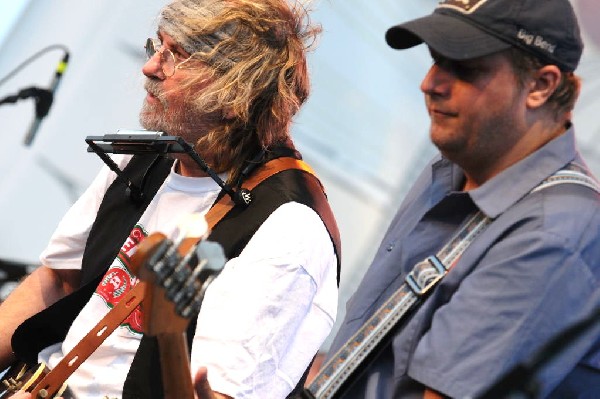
125, 305, 144, 332
117, 226, 146, 269
96, 225, 148, 333
98, 268, 131, 301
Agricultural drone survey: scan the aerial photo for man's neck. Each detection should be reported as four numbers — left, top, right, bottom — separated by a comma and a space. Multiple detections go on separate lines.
174, 155, 211, 178
461, 121, 569, 191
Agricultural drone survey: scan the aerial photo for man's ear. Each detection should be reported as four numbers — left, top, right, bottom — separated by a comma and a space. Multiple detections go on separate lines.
526, 65, 561, 110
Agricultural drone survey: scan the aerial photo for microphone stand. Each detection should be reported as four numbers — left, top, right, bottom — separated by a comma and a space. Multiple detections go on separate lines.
0, 45, 70, 146
0, 87, 53, 147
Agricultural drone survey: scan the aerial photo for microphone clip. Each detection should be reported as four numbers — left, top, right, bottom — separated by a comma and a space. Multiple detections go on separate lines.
31, 88, 53, 118
0, 86, 52, 113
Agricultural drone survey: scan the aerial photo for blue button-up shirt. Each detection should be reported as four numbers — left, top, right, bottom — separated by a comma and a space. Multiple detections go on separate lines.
329, 127, 600, 398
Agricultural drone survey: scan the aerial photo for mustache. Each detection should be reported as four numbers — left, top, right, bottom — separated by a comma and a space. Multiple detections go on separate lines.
144, 79, 164, 99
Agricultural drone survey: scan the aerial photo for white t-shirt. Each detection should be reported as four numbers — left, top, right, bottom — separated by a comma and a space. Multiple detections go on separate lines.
38, 155, 338, 399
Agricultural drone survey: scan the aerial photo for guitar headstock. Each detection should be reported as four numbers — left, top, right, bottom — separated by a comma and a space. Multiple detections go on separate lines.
130, 215, 227, 336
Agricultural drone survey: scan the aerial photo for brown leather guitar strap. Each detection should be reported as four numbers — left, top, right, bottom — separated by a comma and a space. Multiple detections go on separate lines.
30, 157, 317, 398
205, 157, 316, 228
29, 283, 145, 398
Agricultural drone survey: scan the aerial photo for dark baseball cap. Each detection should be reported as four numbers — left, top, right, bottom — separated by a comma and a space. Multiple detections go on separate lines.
385, 0, 583, 72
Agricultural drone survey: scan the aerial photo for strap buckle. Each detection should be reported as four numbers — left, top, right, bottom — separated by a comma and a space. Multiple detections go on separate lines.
405, 255, 447, 296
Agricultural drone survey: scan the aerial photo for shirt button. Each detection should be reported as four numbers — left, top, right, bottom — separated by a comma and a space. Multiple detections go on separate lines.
386, 244, 394, 252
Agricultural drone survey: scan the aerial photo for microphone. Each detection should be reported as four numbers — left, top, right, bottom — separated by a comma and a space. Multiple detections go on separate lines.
23, 51, 70, 146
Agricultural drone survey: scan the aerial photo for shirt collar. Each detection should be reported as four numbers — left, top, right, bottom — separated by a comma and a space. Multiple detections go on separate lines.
470, 126, 577, 218
431, 126, 578, 219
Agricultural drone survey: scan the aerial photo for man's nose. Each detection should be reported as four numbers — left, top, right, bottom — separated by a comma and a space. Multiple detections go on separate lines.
142, 52, 165, 80
420, 64, 451, 98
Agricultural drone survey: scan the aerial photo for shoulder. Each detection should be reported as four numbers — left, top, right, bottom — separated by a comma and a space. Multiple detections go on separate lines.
259, 201, 328, 233
254, 167, 325, 200
242, 202, 337, 279
247, 202, 333, 253
519, 179, 599, 254
476, 180, 600, 285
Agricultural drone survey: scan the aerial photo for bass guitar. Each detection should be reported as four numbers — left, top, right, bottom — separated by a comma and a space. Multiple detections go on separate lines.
0, 219, 225, 399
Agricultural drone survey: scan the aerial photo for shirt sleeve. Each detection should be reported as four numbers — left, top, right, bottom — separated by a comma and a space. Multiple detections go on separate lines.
40, 155, 132, 270
408, 229, 600, 398
190, 201, 338, 399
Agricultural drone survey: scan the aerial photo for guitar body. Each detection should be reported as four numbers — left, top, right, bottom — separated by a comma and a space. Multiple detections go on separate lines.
0, 362, 71, 398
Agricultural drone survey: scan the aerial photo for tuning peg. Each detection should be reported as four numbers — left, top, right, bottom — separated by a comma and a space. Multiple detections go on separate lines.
194, 240, 226, 272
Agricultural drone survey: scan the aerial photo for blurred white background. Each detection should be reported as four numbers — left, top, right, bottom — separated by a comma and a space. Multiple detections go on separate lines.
0, 0, 599, 347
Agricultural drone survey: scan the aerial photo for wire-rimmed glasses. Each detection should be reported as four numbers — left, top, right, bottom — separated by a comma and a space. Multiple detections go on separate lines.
144, 38, 194, 77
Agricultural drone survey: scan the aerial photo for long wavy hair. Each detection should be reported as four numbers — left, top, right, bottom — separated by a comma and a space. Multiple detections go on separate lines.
159, 0, 321, 183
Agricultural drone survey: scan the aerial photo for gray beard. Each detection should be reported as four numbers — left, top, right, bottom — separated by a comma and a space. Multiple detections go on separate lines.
139, 100, 165, 132
139, 97, 202, 139
139, 79, 223, 151
138, 98, 225, 160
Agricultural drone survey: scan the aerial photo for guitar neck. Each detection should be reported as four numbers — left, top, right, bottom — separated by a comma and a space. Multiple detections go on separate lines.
157, 333, 195, 399
131, 231, 226, 399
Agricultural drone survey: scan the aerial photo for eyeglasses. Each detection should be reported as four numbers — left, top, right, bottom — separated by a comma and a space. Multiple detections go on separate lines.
145, 38, 194, 77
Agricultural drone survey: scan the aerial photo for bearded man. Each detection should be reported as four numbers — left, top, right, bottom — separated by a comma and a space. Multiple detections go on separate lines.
0, 1, 340, 398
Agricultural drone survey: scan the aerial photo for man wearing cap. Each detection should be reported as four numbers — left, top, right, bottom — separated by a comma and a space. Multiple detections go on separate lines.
0, 0, 340, 398
324, 0, 599, 398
